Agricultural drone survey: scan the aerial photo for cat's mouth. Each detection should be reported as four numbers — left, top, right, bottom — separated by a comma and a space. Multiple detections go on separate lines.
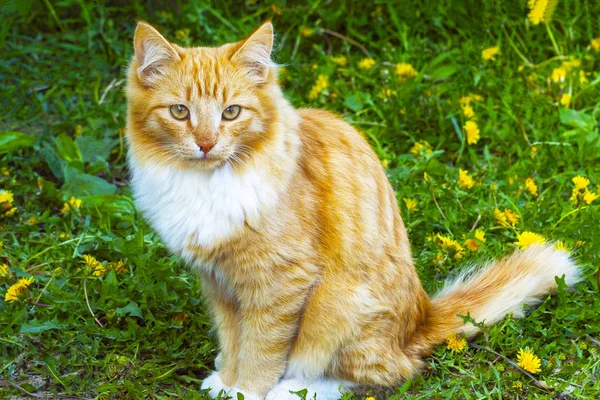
181, 153, 228, 170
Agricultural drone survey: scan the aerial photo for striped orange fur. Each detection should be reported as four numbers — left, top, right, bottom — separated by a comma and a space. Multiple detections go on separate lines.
126, 22, 580, 400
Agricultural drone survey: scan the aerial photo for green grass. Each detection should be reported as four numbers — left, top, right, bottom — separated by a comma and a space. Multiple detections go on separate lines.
1, 0, 599, 398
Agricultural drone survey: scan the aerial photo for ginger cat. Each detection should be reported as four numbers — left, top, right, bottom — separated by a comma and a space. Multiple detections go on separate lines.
126, 21, 580, 400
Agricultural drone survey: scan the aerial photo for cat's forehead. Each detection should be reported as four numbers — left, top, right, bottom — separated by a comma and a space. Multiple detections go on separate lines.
173, 44, 249, 99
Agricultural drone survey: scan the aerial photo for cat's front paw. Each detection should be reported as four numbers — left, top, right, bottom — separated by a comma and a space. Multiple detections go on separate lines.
266, 378, 348, 400
265, 379, 306, 400
201, 371, 261, 400
201, 371, 231, 398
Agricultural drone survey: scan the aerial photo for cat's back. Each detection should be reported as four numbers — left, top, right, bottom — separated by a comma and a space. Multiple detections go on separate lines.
296, 108, 384, 183
293, 108, 401, 261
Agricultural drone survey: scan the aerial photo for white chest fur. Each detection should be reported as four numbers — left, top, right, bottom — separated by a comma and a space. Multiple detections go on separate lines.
129, 158, 277, 261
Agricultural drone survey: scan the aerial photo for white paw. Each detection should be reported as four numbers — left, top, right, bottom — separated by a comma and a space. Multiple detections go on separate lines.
201, 371, 231, 398
201, 371, 261, 400
266, 378, 349, 400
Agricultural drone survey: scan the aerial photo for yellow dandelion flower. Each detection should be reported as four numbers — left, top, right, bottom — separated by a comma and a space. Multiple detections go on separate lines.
462, 104, 475, 118
531, 146, 538, 158
82, 254, 101, 270
92, 266, 107, 277
61, 196, 83, 215
457, 169, 475, 189
528, 0, 558, 25
525, 178, 538, 197
108, 260, 128, 275
515, 231, 545, 250
365, 397, 376, 400
482, 46, 500, 61
4, 277, 34, 303
561, 59, 581, 71
447, 333, 467, 352
437, 235, 457, 249
572, 175, 590, 190
396, 63, 417, 80
583, 189, 599, 205
330, 55, 347, 66
410, 142, 424, 155
494, 209, 507, 226
410, 141, 432, 156
464, 238, 481, 252
475, 229, 486, 242
591, 37, 600, 52
560, 93, 571, 108
5, 207, 17, 217
570, 187, 580, 204
308, 74, 329, 100
505, 209, 520, 226
554, 241, 570, 253
437, 235, 465, 253
517, 348, 542, 374
0, 263, 8, 277
0, 190, 14, 204
579, 70, 589, 85
551, 67, 566, 83
464, 121, 480, 145
358, 58, 376, 70
424, 172, 430, 183
403, 198, 418, 212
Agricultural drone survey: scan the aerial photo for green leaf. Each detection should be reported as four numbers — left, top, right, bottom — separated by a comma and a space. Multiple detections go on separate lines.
62, 166, 116, 197
55, 133, 83, 163
75, 135, 112, 164
0, 131, 36, 154
20, 318, 66, 334
344, 94, 363, 112
40, 144, 66, 181
115, 301, 143, 319
559, 108, 595, 132
83, 194, 135, 220
427, 64, 458, 80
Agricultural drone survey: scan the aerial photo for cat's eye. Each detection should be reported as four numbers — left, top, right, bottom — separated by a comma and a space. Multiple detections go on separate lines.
222, 105, 241, 121
169, 104, 190, 120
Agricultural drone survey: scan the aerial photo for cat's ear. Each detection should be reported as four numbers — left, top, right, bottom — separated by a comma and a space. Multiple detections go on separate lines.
231, 22, 274, 83
133, 21, 180, 86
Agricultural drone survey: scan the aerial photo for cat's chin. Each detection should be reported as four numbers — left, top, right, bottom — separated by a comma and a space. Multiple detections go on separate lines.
178, 157, 228, 172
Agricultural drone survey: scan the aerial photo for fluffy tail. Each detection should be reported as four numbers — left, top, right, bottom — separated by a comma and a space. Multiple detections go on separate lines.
417, 244, 580, 348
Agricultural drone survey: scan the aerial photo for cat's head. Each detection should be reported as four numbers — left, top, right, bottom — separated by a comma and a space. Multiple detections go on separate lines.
126, 21, 282, 172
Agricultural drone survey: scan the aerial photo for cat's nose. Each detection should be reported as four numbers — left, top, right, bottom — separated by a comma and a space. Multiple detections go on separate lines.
197, 140, 215, 154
